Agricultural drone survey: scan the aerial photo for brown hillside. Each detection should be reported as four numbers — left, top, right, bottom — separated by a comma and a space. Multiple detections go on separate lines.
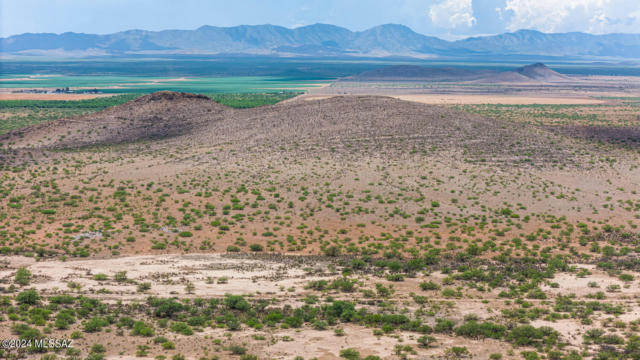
1, 91, 229, 149
469, 71, 534, 83
515, 63, 569, 81
2, 92, 581, 167
347, 63, 571, 84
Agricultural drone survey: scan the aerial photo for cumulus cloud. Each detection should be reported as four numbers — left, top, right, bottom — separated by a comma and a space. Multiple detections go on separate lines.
429, 0, 476, 28
503, 0, 640, 33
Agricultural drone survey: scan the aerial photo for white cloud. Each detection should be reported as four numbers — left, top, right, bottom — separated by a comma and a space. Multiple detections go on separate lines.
429, 0, 476, 29
503, 0, 640, 33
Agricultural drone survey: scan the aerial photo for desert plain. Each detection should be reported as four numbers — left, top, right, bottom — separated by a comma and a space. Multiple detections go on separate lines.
0, 63, 639, 360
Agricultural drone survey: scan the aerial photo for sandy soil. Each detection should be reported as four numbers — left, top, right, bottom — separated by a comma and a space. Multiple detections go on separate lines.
390, 94, 606, 105
0, 254, 325, 301
0, 93, 118, 100
2, 90, 640, 359
302, 94, 605, 105
1, 252, 636, 359
300, 74, 640, 104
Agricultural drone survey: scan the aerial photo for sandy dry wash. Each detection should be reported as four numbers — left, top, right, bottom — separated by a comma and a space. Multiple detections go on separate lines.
0, 252, 637, 359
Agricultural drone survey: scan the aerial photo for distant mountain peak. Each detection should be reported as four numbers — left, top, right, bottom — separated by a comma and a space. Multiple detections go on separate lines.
515, 63, 568, 81
297, 23, 344, 29
2, 24, 640, 58
513, 29, 544, 35
362, 24, 416, 33
523, 62, 547, 68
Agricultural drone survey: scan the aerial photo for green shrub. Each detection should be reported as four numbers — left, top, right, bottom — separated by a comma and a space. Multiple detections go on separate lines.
521, 352, 540, 360
350, 259, 366, 269
324, 246, 341, 257
187, 316, 206, 327
55, 310, 75, 329
132, 321, 154, 336
225, 295, 250, 311
12, 323, 41, 339
340, 348, 360, 360
226, 318, 241, 331
434, 318, 455, 333
325, 301, 355, 319
15, 267, 32, 286
385, 274, 404, 282
441, 287, 461, 298
114, 271, 128, 282
84, 317, 109, 332
455, 321, 506, 339
445, 347, 471, 358
284, 316, 303, 328
619, 273, 634, 282
49, 294, 75, 304
330, 277, 356, 292
417, 335, 437, 347
16, 289, 40, 305
137, 282, 152, 292
306, 280, 328, 291
170, 322, 193, 336
150, 298, 184, 318
249, 244, 264, 252
153, 336, 169, 344
90, 344, 106, 354
419, 281, 440, 291
229, 345, 246, 355
313, 320, 328, 330
507, 325, 550, 346
93, 274, 108, 281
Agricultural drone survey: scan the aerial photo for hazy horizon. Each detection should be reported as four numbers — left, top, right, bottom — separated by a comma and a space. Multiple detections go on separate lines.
2, 0, 640, 40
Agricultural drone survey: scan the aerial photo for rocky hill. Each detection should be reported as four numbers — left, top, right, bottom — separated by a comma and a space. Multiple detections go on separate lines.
0, 91, 228, 149
348, 63, 569, 83
3, 91, 573, 167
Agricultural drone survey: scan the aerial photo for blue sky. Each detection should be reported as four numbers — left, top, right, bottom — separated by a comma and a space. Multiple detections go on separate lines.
2, 0, 640, 39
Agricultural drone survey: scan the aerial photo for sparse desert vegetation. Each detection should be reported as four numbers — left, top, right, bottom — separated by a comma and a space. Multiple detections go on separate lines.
0, 71, 639, 360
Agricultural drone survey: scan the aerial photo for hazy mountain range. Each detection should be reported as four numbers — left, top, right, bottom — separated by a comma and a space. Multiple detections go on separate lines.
2, 23, 640, 58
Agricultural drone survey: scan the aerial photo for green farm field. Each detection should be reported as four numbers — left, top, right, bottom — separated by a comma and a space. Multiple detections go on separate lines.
0, 69, 326, 134
0, 74, 326, 94
0, 92, 300, 134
